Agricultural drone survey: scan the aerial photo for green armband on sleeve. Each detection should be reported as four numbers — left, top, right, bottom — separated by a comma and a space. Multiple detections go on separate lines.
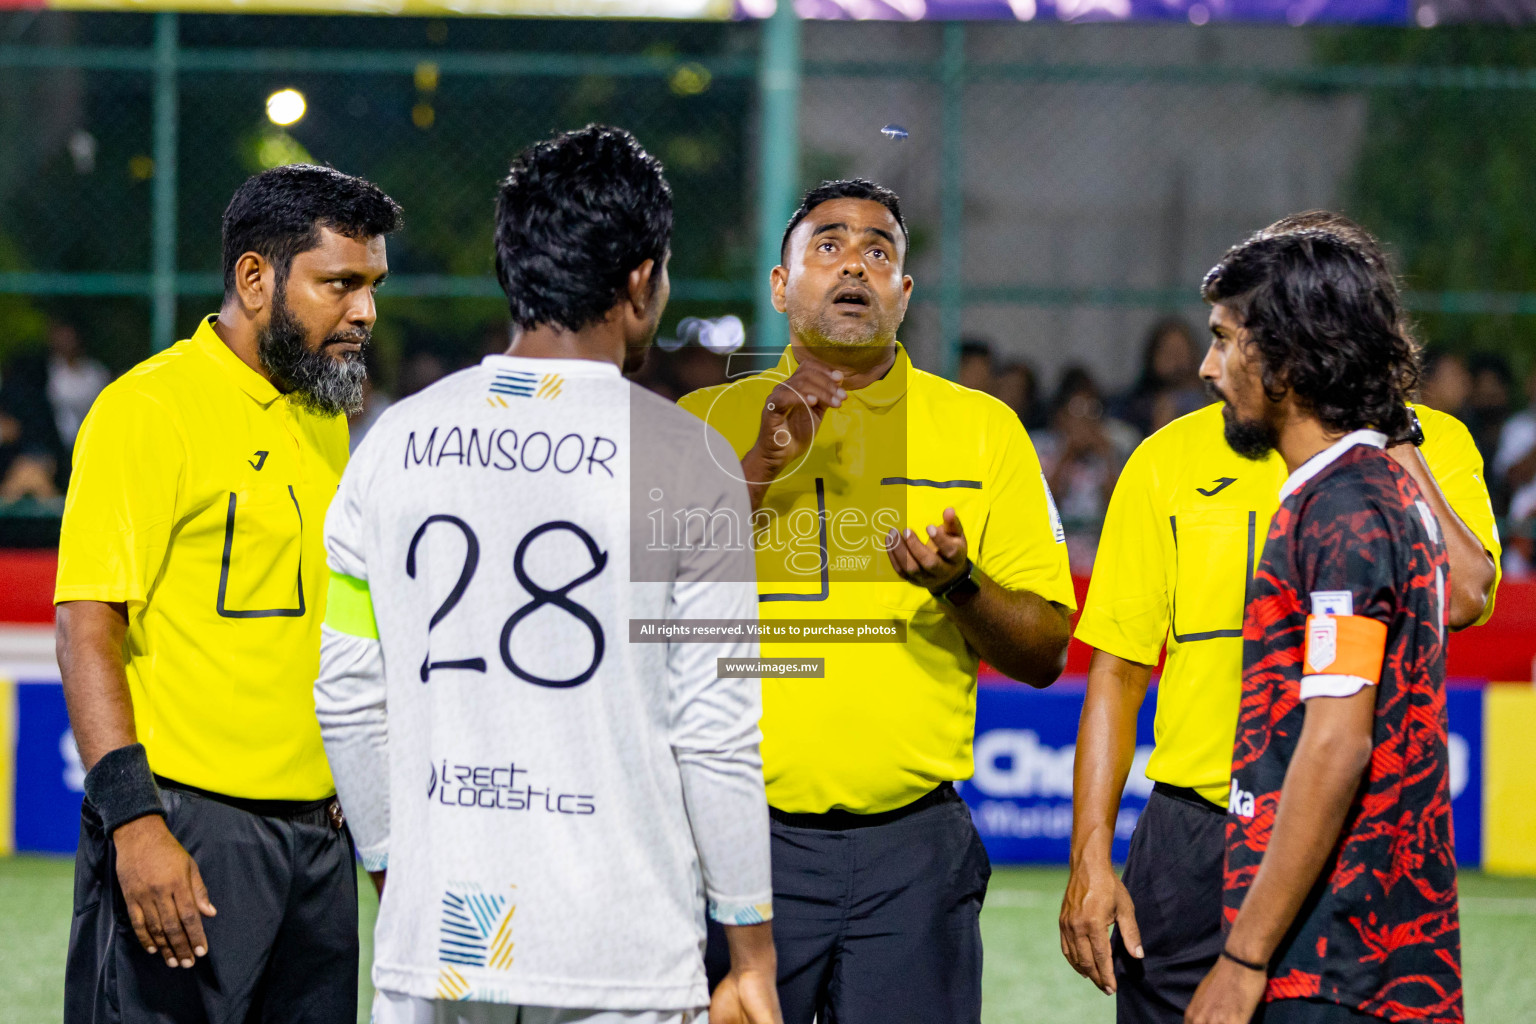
325, 571, 379, 640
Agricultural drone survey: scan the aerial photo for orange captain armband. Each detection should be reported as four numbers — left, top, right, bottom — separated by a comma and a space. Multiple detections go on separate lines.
1302, 613, 1388, 682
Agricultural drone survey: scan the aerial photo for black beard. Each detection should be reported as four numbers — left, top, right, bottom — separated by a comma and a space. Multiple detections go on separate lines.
1221, 402, 1279, 460
787, 289, 898, 351
258, 291, 368, 417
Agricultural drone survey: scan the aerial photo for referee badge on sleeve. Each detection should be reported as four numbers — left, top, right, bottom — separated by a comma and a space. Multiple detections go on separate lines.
1310, 590, 1354, 616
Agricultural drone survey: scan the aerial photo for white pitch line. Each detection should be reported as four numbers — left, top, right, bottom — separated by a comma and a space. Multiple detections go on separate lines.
983, 891, 1536, 915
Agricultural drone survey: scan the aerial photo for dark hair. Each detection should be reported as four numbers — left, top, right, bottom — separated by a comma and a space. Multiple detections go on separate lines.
1258, 211, 1425, 353
1051, 364, 1103, 417
1467, 351, 1514, 389
1201, 230, 1419, 439
494, 125, 673, 333
959, 337, 993, 362
780, 178, 908, 264
1261, 210, 1388, 268
1133, 315, 1197, 394
221, 164, 402, 296
1421, 345, 1463, 378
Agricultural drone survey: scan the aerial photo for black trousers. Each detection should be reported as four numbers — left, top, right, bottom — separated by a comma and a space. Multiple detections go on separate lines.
1113, 783, 1228, 1024
65, 781, 359, 1024
708, 784, 991, 1024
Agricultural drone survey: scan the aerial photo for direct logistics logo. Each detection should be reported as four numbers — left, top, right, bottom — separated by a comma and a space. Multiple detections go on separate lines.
428, 759, 595, 816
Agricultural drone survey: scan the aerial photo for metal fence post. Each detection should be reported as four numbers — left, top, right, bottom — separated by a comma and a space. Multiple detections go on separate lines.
151, 13, 179, 351
754, 0, 801, 355
939, 22, 965, 380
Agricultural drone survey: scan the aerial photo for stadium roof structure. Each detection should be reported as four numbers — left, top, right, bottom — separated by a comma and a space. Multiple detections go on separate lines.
0, 0, 735, 19
0, 0, 1427, 23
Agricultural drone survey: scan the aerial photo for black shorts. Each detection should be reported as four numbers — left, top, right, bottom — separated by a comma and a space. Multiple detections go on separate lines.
706, 783, 991, 1024
1255, 999, 1381, 1023
1113, 785, 1397, 1024
1113, 782, 1227, 1024
66, 779, 359, 1024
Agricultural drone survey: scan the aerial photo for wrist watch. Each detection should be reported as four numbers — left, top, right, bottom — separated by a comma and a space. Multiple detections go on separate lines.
1399, 407, 1426, 447
931, 558, 981, 606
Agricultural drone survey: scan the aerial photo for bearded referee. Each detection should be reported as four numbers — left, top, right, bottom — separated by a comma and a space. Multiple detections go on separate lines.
1058, 213, 1499, 1024
679, 179, 1075, 1024
55, 165, 400, 1022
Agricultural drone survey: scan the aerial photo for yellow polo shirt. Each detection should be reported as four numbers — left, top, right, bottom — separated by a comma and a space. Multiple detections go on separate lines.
678, 344, 1076, 814
1075, 402, 1500, 807
55, 315, 349, 800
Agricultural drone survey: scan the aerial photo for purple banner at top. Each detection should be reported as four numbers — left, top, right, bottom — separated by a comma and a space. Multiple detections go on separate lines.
737, 0, 1408, 23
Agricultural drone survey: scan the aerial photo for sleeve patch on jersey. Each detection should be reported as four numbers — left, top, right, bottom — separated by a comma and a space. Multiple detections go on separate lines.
708, 898, 774, 925
1041, 472, 1065, 544
1309, 590, 1354, 616
1303, 613, 1386, 681
324, 571, 379, 640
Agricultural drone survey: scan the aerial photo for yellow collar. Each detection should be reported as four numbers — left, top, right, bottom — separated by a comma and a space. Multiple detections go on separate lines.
773, 342, 910, 410
192, 315, 282, 407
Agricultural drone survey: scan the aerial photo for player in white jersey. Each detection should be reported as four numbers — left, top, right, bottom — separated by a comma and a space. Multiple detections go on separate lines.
316, 126, 782, 1024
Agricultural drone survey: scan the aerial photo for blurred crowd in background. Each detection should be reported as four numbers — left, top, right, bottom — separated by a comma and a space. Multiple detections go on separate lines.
6, 315, 1536, 581
957, 321, 1536, 580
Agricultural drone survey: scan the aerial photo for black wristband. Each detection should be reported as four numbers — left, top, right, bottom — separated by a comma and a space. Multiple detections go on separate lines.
83, 743, 166, 835
930, 558, 980, 606
1220, 947, 1268, 973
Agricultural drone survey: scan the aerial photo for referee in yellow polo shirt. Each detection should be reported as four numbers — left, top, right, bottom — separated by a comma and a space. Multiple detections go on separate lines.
55, 165, 400, 1022
679, 179, 1076, 1024
1059, 213, 1500, 1024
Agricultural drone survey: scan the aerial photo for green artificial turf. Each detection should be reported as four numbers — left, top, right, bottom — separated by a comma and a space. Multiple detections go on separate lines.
3, 857, 1533, 1023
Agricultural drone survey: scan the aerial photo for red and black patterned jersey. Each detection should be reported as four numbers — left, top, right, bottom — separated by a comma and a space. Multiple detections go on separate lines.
1225, 439, 1461, 1023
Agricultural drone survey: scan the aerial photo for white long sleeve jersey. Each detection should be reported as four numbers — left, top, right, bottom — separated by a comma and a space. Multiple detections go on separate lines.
316, 355, 770, 1011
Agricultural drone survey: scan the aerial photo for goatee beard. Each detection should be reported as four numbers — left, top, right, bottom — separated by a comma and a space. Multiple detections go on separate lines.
1222, 403, 1278, 460
258, 293, 368, 417
789, 303, 895, 352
